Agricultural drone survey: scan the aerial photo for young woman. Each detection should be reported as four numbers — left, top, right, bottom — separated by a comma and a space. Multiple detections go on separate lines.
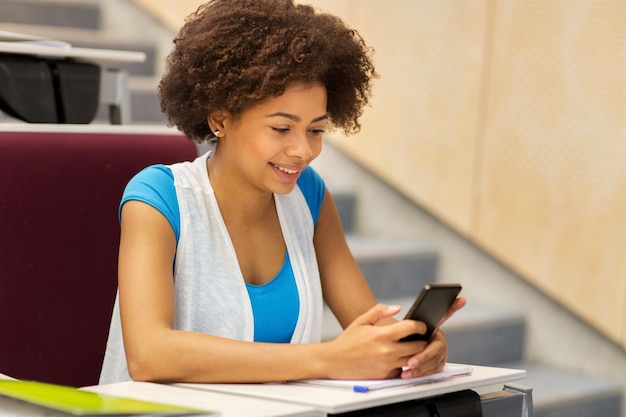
99, 0, 465, 384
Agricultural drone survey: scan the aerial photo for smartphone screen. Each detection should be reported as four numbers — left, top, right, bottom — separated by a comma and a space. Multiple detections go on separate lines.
400, 283, 462, 342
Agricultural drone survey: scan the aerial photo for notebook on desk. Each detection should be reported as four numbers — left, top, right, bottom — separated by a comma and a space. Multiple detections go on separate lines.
290, 363, 473, 393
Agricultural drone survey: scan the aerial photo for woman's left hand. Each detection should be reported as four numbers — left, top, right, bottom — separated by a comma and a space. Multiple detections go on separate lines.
399, 297, 466, 379
399, 329, 448, 379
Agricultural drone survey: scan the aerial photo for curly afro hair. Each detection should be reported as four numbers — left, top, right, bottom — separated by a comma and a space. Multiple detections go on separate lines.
158, 0, 377, 143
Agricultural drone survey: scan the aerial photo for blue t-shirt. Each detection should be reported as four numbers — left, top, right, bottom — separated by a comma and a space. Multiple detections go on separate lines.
120, 164, 325, 343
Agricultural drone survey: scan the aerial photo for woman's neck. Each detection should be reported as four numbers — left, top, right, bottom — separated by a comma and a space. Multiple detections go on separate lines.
206, 154, 276, 224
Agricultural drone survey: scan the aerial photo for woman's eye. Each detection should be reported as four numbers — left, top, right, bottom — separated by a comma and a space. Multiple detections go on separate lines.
272, 127, 290, 134
310, 128, 325, 136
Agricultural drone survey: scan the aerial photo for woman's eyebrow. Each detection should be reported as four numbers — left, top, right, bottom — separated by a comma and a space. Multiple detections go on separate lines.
265, 112, 328, 123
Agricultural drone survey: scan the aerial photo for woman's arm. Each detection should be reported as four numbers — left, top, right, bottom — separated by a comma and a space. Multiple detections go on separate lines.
313, 190, 385, 326
313, 190, 465, 379
118, 200, 324, 383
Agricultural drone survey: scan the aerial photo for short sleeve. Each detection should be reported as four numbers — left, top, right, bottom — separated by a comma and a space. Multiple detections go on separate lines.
119, 165, 181, 240
296, 166, 326, 225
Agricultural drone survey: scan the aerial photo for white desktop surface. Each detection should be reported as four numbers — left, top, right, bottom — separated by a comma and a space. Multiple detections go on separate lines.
84, 381, 318, 417
177, 365, 527, 415
0, 42, 146, 63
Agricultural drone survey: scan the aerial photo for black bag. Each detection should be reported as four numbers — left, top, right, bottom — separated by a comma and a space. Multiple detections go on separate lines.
0, 54, 100, 124
330, 389, 482, 417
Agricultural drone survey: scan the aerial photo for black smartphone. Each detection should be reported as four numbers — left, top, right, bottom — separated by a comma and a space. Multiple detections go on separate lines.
400, 283, 462, 342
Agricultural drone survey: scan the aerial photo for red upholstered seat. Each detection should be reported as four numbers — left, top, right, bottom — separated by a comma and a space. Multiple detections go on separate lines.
0, 129, 198, 387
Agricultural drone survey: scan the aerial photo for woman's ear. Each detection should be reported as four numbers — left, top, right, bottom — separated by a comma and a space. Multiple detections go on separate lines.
208, 111, 227, 136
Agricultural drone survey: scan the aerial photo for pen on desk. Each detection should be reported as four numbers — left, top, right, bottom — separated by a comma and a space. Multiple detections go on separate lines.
352, 385, 369, 393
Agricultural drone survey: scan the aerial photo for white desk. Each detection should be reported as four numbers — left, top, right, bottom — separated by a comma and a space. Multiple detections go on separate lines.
176, 364, 527, 415
0, 42, 145, 63
3, 366, 528, 416
3, 371, 316, 417
84, 381, 318, 417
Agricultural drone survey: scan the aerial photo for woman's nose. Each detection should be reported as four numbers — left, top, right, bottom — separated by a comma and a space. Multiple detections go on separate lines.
286, 132, 313, 160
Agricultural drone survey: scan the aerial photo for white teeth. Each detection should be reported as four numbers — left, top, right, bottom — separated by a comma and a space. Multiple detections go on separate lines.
274, 164, 299, 174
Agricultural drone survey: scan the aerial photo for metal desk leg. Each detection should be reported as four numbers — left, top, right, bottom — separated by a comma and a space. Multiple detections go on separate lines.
99, 68, 131, 124
480, 384, 534, 417
504, 384, 533, 417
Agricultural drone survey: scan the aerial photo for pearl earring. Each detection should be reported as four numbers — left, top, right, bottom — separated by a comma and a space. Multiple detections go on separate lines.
213, 130, 221, 137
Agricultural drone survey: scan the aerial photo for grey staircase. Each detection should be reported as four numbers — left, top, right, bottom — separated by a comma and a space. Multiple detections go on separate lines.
0, 0, 100, 30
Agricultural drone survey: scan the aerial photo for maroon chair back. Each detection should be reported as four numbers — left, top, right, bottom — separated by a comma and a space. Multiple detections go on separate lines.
0, 130, 197, 387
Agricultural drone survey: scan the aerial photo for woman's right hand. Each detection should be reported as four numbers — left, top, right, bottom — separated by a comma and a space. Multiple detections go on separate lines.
322, 304, 429, 380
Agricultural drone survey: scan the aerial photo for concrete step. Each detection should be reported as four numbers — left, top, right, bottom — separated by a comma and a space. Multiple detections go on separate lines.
444, 303, 526, 366
323, 298, 526, 366
0, 0, 101, 30
346, 235, 439, 301
128, 88, 167, 125
325, 183, 358, 234
332, 190, 356, 234
502, 363, 623, 417
391, 298, 527, 366
321, 235, 438, 341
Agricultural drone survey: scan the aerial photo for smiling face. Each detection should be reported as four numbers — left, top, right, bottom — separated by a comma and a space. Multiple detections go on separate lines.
209, 82, 328, 196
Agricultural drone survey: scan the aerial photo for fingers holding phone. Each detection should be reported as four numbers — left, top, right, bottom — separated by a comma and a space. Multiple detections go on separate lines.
400, 283, 463, 342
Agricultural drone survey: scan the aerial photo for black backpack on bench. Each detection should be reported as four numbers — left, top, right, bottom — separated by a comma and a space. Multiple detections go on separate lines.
0, 54, 100, 124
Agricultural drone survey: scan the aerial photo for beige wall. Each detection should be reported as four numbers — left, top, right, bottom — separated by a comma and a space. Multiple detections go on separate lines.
132, 0, 626, 349
475, 1, 626, 344
323, 0, 626, 348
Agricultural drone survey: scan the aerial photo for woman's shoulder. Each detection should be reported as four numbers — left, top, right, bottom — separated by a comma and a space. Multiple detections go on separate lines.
129, 164, 174, 185
121, 165, 180, 238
